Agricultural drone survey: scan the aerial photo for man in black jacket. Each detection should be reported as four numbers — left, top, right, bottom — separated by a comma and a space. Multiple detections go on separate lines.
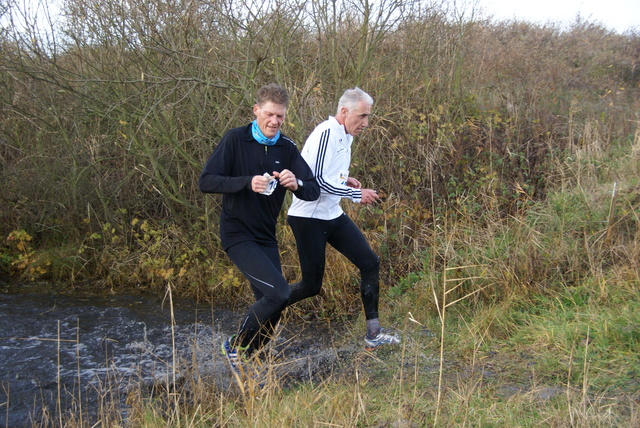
199, 84, 319, 375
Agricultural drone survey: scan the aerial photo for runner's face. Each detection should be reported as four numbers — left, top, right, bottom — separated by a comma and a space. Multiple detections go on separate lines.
253, 101, 286, 139
341, 101, 371, 136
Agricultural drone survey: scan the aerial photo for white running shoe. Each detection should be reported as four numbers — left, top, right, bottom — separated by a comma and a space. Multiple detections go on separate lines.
364, 328, 401, 350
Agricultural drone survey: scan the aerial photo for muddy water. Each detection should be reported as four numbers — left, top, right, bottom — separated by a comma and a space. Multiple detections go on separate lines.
0, 283, 356, 427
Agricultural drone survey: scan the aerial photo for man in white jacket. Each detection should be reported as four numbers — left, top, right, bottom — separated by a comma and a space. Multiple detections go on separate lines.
287, 87, 400, 350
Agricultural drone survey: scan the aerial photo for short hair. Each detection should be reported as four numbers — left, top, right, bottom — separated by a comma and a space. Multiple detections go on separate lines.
337, 87, 374, 114
256, 83, 290, 107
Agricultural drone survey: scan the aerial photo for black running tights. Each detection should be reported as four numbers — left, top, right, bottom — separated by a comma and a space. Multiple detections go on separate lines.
287, 214, 380, 320
225, 241, 290, 352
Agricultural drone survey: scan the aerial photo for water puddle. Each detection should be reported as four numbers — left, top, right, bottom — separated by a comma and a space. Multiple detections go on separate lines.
0, 283, 356, 427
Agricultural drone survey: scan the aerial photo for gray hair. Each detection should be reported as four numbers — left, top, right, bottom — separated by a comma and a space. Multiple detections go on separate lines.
336, 87, 373, 114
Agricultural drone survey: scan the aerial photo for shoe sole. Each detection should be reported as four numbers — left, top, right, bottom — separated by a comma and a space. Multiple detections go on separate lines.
364, 341, 401, 351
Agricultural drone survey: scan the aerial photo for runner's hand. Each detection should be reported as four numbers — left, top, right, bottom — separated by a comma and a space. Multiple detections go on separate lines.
346, 177, 361, 189
274, 169, 298, 191
251, 174, 271, 193
360, 188, 379, 204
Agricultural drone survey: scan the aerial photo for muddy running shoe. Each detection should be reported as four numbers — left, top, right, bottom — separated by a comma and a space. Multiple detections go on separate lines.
364, 329, 401, 350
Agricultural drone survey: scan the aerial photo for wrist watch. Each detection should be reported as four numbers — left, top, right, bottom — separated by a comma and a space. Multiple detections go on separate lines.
296, 179, 304, 188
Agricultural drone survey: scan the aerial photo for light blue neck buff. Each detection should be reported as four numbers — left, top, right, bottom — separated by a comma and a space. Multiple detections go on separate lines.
251, 120, 280, 146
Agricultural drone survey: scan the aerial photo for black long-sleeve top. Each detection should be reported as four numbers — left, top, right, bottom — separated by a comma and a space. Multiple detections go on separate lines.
199, 124, 320, 250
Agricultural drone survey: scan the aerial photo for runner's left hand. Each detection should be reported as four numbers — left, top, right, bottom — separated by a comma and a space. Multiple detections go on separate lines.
274, 169, 298, 191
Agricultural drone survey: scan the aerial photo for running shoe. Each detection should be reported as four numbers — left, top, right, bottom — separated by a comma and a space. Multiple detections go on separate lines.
364, 329, 401, 350
221, 334, 249, 377
222, 335, 265, 390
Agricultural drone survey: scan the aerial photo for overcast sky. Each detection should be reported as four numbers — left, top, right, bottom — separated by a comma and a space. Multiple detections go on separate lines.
9, 0, 640, 35
478, 0, 639, 33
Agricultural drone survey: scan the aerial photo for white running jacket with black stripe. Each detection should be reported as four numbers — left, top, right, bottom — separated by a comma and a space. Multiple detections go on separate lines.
288, 116, 363, 220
